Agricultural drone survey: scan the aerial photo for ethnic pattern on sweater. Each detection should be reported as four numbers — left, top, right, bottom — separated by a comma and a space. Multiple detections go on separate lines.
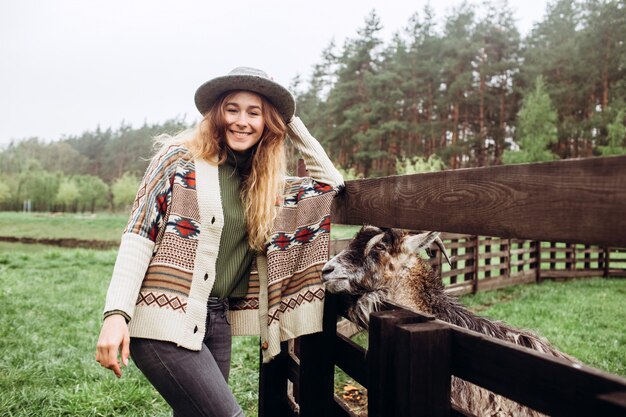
229, 177, 336, 325
128, 147, 336, 326
137, 291, 188, 312
124, 145, 200, 309
268, 215, 331, 251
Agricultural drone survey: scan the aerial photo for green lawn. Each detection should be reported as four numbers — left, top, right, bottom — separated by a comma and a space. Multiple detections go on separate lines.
0, 247, 259, 417
0, 212, 127, 242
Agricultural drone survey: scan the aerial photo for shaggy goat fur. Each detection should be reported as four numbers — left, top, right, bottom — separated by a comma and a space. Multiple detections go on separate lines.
322, 226, 577, 417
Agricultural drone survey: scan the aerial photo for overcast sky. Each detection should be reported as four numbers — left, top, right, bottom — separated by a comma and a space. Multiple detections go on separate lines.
0, 0, 551, 147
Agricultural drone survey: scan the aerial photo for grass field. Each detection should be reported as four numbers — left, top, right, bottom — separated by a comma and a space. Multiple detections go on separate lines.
0, 247, 259, 416
0, 212, 127, 242
1, 211, 625, 415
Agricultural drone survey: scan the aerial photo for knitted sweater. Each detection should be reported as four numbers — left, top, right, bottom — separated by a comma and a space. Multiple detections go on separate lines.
103, 117, 344, 361
211, 148, 255, 298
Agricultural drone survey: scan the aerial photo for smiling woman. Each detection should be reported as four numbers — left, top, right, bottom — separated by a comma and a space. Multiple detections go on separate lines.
94, 66, 344, 417
223, 91, 265, 152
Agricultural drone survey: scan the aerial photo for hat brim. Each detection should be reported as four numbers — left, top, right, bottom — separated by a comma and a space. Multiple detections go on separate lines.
194, 74, 295, 122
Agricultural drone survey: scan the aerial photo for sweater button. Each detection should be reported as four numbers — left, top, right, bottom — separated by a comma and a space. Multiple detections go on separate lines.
261, 341, 268, 350
204, 273, 208, 281
211, 216, 216, 224
193, 325, 198, 334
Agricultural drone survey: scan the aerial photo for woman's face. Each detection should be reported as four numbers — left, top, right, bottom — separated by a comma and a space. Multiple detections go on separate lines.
222, 91, 265, 152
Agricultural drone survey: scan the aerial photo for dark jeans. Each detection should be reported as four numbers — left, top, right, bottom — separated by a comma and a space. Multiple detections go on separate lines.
130, 298, 244, 417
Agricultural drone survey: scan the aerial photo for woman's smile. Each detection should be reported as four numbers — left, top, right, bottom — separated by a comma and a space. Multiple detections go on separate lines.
223, 91, 265, 151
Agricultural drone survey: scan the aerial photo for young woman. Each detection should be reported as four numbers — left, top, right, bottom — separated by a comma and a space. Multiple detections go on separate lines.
95, 67, 343, 416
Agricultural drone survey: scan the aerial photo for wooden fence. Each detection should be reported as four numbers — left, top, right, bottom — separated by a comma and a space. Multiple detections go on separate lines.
259, 155, 626, 416
330, 234, 626, 296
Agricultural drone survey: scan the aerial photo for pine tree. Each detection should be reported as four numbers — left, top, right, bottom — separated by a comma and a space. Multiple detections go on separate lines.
503, 76, 558, 163
473, 0, 521, 165
599, 109, 626, 156
520, 0, 586, 158
324, 10, 384, 177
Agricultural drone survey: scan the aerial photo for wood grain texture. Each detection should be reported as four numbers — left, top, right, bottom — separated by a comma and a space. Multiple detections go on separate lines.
368, 308, 431, 417
450, 326, 626, 417
395, 322, 451, 417
332, 156, 626, 247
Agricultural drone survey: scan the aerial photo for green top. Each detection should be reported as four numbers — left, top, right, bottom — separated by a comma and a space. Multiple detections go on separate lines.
211, 146, 256, 298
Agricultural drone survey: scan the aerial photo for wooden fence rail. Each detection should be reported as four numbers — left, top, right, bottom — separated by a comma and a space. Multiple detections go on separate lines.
259, 156, 626, 416
260, 295, 626, 417
332, 155, 626, 247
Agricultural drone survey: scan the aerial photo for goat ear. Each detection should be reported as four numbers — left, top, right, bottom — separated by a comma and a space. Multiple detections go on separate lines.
403, 231, 439, 254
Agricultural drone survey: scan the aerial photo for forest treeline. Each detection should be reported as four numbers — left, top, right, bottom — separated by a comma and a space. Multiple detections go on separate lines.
0, 0, 625, 211
294, 0, 626, 176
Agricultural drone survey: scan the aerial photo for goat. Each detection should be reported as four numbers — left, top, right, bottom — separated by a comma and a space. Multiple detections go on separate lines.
322, 225, 577, 417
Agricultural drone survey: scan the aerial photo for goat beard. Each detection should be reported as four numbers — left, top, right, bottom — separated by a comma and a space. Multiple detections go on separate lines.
346, 286, 388, 330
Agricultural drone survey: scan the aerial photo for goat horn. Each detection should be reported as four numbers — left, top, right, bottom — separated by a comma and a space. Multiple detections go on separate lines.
434, 235, 453, 266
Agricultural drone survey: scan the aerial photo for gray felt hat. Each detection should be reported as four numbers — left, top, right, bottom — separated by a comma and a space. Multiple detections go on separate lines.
194, 67, 296, 122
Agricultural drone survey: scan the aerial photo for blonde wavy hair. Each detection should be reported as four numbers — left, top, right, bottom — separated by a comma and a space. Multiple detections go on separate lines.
158, 90, 287, 252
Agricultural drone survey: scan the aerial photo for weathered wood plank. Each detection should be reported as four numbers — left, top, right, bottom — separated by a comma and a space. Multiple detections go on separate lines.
441, 240, 475, 250
541, 270, 605, 278
445, 252, 475, 262
395, 322, 451, 417
442, 266, 474, 277
259, 345, 293, 417
332, 156, 626, 247
450, 326, 626, 417
510, 257, 537, 267
297, 294, 337, 417
368, 308, 431, 417
478, 263, 511, 274
474, 272, 537, 292
510, 247, 535, 255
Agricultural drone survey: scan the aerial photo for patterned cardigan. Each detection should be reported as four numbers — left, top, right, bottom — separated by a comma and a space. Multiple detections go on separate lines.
103, 117, 344, 362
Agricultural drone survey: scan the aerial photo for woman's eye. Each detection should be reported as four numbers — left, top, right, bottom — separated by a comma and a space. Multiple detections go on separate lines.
226, 109, 237, 113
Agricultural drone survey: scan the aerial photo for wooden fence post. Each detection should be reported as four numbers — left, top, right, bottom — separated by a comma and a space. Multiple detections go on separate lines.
368, 309, 431, 417
395, 321, 451, 417
259, 343, 291, 417
472, 236, 479, 294
484, 237, 492, 279
535, 240, 542, 283
449, 243, 457, 285
500, 238, 510, 278
297, 293, 337, 417
463, 236, 473, 284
